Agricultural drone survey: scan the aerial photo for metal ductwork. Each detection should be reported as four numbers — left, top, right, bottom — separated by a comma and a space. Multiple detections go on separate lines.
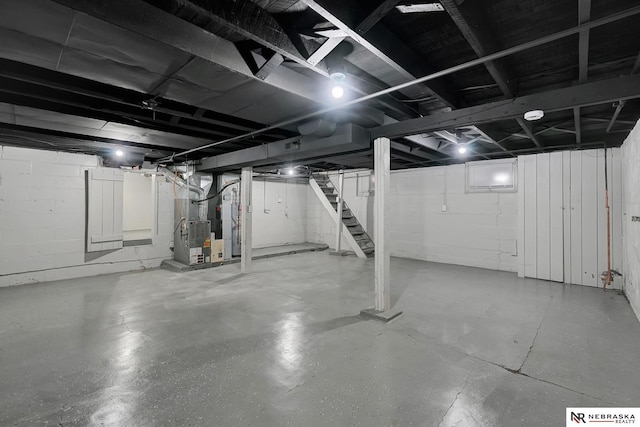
197, 123, 370, 172
298, 119, 337, 137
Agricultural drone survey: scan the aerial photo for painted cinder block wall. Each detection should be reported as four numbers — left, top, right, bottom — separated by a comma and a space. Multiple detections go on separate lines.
0, 145, 312, 286
251, 179, 308, 249
622, 120, 640, 321
307, 165, 518, 272
0, 146, 174, 287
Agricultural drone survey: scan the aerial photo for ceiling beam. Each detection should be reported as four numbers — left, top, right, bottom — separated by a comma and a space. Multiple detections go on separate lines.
49, 0, 415, 120
390, 141, 445, 162
142, 0, 317, 71
307, 36, 346, 66
0, 61, 294, 139
515, 118, 542, 148
372, 73, 640, 139
574, 0, 592, 145
440, 0, 544, 148
50, 0, 323, 101
439, 0, 515, 98
356, 0, 402, 34
606, 50, 640, 132
301, 0, 459, 107
255, 53, 285, 81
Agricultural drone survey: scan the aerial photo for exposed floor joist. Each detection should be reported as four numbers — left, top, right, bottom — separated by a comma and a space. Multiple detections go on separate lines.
372, 74, 640, 139
441, 0, 544, 148
301, 0, 459, 107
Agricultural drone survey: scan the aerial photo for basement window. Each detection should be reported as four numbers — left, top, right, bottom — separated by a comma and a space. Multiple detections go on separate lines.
466, 159, 517, 193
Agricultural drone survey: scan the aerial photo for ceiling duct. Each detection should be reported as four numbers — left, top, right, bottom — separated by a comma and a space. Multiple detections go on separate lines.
298, 119, 337, 137
198, 123, 370, 172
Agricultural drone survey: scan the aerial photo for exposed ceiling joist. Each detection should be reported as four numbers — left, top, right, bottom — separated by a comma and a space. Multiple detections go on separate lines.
301, 0, 459, 107
515, 118, 543, 148
50, 0, 322, 101
355, 0, 402, 35
574, 0, 592, 145
49, 0, 415, 120
255, 52, 285, 80
372, 74, 640, 139
439, 0, 515, 98
142, 0, 318, 71
390, 140, 444, 162
606, 49, 640, 133
440, 0, 544, 148
307, 36, 345, 66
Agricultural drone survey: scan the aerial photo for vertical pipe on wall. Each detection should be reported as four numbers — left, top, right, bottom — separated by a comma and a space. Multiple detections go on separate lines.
374, 137, 391, 311
335, 170, 344, 252
241, 167, 253, 274
604, 147, 612, 290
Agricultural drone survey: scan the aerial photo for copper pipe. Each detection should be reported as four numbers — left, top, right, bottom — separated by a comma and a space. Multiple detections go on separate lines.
603, 148, 612, 290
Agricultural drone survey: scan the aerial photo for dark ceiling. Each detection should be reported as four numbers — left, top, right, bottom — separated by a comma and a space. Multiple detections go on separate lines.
0, 0, 639, 171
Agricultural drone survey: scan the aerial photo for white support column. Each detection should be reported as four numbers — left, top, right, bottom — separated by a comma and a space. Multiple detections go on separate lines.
241, 167, 253, 273
374, 137, 391, 311
335, 170, 345, 252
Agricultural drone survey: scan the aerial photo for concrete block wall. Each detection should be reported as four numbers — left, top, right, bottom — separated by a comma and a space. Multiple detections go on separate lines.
252, 179, 308, 248
307, 165, 518, 272
622, 120, 640, 321
390, 165, 517, 271
0, 145, 173, 287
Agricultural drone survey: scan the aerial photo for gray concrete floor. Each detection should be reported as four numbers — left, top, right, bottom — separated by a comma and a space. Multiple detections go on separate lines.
1, 253, 639, 426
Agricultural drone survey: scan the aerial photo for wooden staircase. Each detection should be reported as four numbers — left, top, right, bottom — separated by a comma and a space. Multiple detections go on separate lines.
309, 174, 375, 258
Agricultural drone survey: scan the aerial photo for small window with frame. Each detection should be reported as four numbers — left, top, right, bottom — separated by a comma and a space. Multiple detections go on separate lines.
466, 159, 517, 193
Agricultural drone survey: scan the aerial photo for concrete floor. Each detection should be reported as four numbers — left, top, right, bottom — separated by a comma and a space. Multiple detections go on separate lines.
1, 253, 639, 426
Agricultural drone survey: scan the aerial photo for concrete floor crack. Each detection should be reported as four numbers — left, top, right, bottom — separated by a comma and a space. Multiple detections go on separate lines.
516, 295, 554, 372
437, 368, 473, 427
398, 325, 615, 406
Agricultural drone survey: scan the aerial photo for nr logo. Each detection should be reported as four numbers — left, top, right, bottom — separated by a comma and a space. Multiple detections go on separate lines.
571, 412, 586, 423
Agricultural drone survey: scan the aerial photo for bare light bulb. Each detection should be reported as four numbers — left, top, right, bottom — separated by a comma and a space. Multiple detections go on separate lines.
288, 168, 294, 175
115, 150, 124, 157
331, 85, 344, 99
458, 146, 467, 154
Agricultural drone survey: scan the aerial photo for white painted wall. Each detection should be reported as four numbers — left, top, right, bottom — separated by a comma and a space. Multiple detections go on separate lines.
0, 146, 173, 287
123, 171, 153, 240
518, 149, 623, 288
307, 165, 518, 272
622, 120, 640, 320
252, 179, 308, 248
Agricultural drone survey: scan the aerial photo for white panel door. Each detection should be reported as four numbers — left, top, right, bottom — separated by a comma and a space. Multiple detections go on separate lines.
536, 153, 551, 280
86, 168, 124, 252
523, 155, 538, 279
549, 152, 564, 282
569, 151, 583, 285
519, 149, 622, 287
581, 152, 599, 286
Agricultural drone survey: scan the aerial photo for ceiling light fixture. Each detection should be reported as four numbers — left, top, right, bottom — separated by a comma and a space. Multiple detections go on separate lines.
329, 65, 347, 99
331, 85, 345, 99
287, 168, 295, 175
458, 146, 467, 154
115, 149, 124, 157
524, 109, 544, 121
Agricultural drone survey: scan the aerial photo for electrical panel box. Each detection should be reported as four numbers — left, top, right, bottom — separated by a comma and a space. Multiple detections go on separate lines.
174, 220, 212, 266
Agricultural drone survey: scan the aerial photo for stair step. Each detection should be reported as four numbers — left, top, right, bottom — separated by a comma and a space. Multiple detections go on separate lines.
363, 247, 375, 254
